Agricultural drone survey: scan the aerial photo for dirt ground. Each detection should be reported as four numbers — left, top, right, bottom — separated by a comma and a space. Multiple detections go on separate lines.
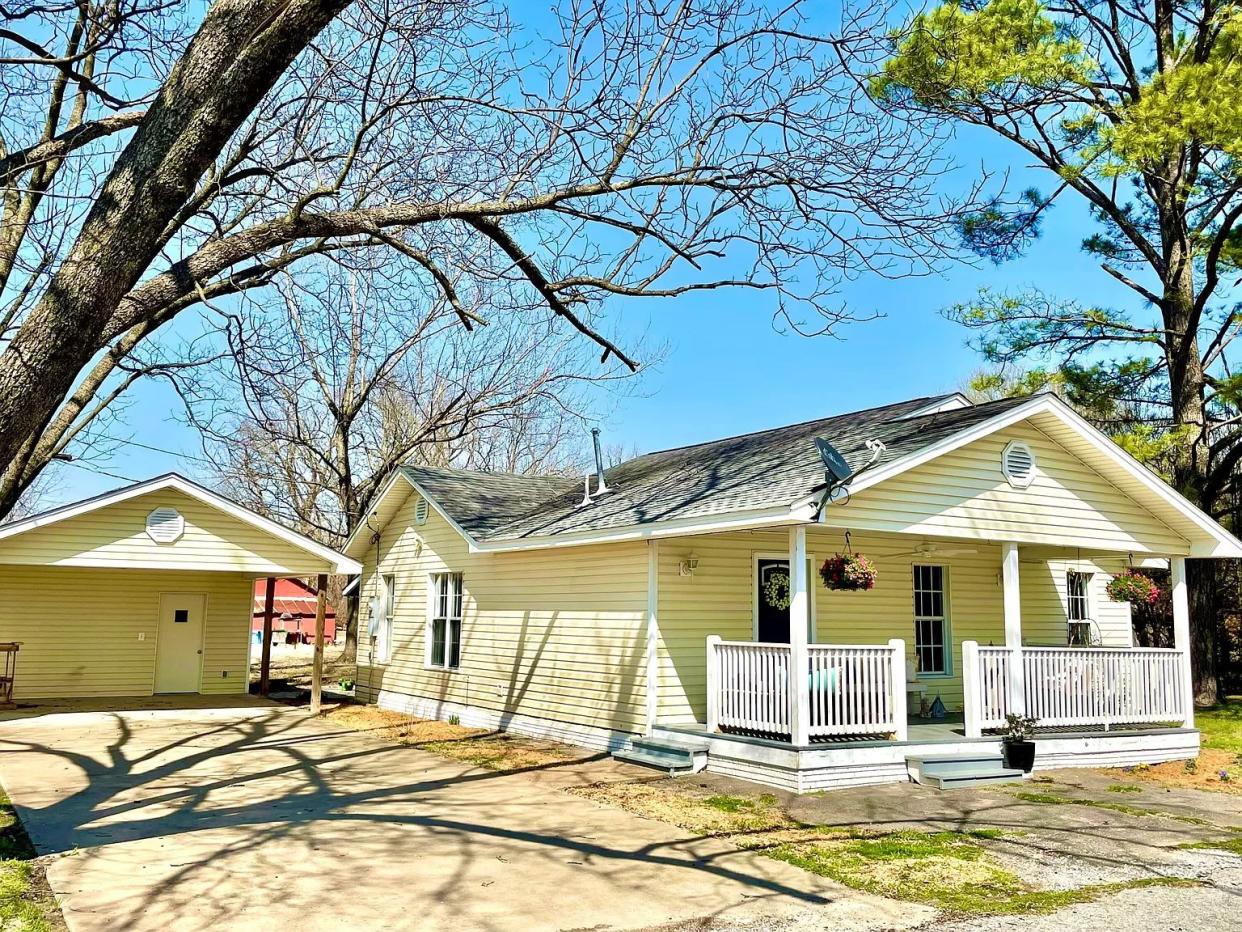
305, 701, 1242, 927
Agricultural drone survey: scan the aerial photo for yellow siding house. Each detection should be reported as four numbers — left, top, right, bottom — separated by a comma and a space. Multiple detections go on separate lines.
345, 393, 1242, 792
0, 474, 359, 700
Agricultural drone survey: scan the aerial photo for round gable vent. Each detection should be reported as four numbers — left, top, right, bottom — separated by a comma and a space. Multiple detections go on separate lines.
1002, 440, 1036, 488
414, 499, 429, 526
146, 507, 185, 543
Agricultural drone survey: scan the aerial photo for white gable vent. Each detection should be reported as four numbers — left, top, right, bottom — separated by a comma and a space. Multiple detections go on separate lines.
1002, 440, 1036, 488
146, 507, 185, 543
414, 499, 429, 526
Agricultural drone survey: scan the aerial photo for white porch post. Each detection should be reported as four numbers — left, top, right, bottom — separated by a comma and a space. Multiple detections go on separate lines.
888, 639, 908, 741
789, 526, 811, 746
962, 640, 981, 738
706, 635, 721, 733
1170, 557, 1196, 729
1001, 542, 1025, 716
645, 540, 659, 735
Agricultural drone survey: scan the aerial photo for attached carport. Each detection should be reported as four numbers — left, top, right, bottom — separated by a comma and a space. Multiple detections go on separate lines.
0, 473, 359, 700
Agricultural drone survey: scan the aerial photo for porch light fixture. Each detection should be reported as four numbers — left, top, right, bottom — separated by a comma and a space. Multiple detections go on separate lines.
679, 553, 699, 577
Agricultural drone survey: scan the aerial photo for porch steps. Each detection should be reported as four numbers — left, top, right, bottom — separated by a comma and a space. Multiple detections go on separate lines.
906, 752, 1025, 790
612, 736, 709, 775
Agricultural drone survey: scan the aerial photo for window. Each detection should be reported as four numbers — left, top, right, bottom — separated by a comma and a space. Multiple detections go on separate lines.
375, 574, 396, 663
1066, 571, 1093, 645
428, 572, 463, 669
912, 565, 949, 675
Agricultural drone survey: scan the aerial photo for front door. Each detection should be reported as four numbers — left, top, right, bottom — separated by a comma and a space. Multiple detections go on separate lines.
155, 592, 205, 693
757, 559, 792, 642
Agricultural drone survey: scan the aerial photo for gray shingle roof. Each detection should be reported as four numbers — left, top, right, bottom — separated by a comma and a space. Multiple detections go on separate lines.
401, 393, 1037, 543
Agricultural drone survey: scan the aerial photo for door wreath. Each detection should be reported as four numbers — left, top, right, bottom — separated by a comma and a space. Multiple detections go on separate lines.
762, 570, 792, 610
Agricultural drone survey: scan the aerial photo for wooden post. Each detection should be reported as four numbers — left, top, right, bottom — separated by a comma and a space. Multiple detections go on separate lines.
962, 640, 981, 738
310, 573, 328, 715
788, 526, 810, 746
259, 576, 276, 696
1170, 557, 1195, 729
706, 635, 722, 732
1001, 542, 1025, 716
888, 638, 908, 742
645, 541, 660, 736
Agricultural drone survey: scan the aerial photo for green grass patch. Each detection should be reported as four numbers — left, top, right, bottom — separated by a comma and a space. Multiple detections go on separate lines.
1, 791, 56, 931
1179, 837, 1242, 855
703, 793, 778, 813
762, 829, 1196, 917
1196, 698, 1242, 755
1107, 783, 1143, 793
1012, 790, 1209, 825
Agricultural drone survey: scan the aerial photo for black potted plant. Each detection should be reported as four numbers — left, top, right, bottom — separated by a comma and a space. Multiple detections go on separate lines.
1002, 713, 1038, 772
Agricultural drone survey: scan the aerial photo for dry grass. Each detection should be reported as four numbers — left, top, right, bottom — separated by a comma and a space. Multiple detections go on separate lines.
1109, 747, 1242, 795
316, 704, 573, 772
571, 782, 799, 836
1108, 698, 1242, 794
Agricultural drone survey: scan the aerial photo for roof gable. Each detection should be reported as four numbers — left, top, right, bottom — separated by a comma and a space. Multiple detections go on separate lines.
0, 474, 360, 573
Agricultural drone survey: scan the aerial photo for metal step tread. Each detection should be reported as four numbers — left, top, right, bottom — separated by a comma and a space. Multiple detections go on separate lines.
635, 735, 710, 754
612, 748, 696, 774
924, 767, 1025, 789
906, 752, 1004, 765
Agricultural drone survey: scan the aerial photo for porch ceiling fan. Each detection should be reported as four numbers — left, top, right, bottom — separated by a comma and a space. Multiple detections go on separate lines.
883, 541, 978, 559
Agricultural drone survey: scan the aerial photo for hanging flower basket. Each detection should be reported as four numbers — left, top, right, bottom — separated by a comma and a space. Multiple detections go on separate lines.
819, 553, 877, 592
1106, 569, 1163, 606
762, 570, 791, 610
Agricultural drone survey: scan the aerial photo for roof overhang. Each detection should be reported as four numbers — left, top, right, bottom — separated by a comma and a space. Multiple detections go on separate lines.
349, 395, 1242, 560
824, 394, 1242, 559
0, 473, 362, 574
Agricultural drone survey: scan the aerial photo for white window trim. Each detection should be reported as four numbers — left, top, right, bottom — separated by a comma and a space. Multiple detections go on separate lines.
1066, 570, 1096, 645
751, 551, 817, 642
912, 563, 953, 678
375, 573, 396, 664
424, 571, 464, 671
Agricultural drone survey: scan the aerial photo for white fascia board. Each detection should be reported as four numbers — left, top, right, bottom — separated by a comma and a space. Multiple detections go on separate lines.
342, 469, 409, 559
815, 394, 1242, 559
472, 505, 809, 553
1044, 400, 1242, 558
0, 473, 362, 574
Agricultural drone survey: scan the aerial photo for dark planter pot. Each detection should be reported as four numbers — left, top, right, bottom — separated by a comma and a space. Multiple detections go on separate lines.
1004, 739, 1036, 773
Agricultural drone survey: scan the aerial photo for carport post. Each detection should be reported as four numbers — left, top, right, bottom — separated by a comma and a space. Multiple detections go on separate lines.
310, 573, 328, 715
259, 576, 276, 696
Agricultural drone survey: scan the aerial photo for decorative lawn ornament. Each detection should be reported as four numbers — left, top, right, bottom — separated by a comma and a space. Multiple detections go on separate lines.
1106, 569, 1163, 605
819, 552, 877, 591
762, 570, 791, 610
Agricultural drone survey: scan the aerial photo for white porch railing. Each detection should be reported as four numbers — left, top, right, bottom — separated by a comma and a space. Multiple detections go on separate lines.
707, 639, 792, 735
963, 640, 1188, 735
1023, 646, 1186, 728
706, 636, 906, 742
962, 642, 1010, 732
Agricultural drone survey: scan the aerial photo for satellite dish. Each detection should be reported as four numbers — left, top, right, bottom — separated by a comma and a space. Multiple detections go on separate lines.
815, 438, 854, 485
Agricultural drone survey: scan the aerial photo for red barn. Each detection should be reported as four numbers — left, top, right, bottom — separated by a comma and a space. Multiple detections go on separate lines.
252, 577, 337, 644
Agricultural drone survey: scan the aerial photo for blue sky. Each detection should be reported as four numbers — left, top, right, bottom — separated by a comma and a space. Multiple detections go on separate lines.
43, 13, 1146, 507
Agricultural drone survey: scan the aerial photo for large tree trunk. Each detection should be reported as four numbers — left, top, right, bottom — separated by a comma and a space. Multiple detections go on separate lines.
1162, 240, 1219, 704
1188, 559, 1221, 706
0, 0, 350, 499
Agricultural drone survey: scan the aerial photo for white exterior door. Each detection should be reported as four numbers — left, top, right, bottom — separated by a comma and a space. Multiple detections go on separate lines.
155, 592, 205, 693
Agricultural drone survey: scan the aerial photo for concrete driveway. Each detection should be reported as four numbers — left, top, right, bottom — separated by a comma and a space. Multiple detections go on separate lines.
0, 698, 926, 932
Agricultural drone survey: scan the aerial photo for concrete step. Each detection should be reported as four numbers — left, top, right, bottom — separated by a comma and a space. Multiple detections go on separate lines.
920, 767, 1025, 790
612, 747, 697, 775
634, 735, 709, 755
906, 752, 1005, 779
